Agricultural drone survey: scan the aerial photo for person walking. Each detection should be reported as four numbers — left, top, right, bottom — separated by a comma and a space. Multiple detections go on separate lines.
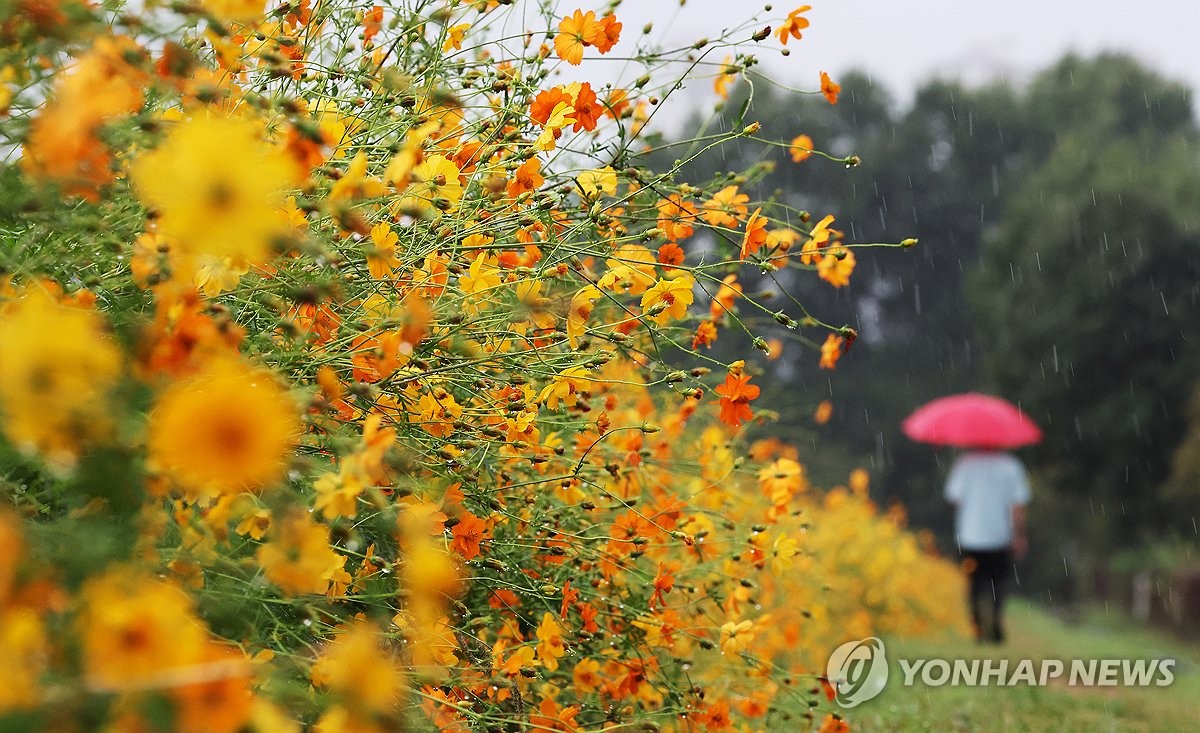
944, 449, 1031, 643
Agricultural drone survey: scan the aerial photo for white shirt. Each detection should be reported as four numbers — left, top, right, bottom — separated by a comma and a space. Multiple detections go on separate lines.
944, 451, 1031, 551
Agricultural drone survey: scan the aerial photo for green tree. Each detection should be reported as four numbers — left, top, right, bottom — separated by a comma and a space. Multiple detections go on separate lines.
972, 131, 1200, 546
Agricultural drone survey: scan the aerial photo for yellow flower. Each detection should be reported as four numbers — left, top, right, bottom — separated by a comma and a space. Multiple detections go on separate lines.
257, 510, 345, 596
398, 154, 463, 214
0, 287, 122, 470
367, 221, 400, 279
329, 152, 387, 204
535, 101, 575, 151
194, 255, 250, 296
311, 619, 405, 714
577, 166, 617, 198
459, 252, 502, 314
200, 0, 266, 23
718, 619, 754, 655
442, 23, 470, 52
132, 114, 294, 272
78, 566, 207, 691
598, 244, 658, 295
0, 608, 47, 710
536, 612, 567, 671
640, 275, 695, 324
566, 285, 602, 348
148, 357, 299, 498
770, 533, 799, 575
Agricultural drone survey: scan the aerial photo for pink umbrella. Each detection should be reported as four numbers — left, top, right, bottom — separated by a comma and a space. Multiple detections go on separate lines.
902, 393, 1042, 449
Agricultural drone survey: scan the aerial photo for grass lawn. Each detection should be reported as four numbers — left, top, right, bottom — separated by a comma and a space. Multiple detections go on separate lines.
844, 600, 1200, 732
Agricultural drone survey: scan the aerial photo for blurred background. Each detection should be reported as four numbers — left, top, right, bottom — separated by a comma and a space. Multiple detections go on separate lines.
620, 0, 1200, 636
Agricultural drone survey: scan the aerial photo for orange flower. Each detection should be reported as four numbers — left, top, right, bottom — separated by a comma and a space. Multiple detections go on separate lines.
714, 373, 760, 427
657, 242, 685, 266
362, 6, 383, 44
594, 13, 622, 52
776, 5, 811, 45
710, 274, 743, 321
530, 87, 571, 125
820, 71, 841, 104
450, 512, 488, 560
656, 194, 697, 241
789, 133, 814, 163
507, 157, 543, 199
814, 399, 833, 425
740, 207, 769, 258
713, 56, 737, 100
554, 9, 602, 65
819, 333, 844, 370
571, 82, 602, 132
701, 185, 749, 228
817, 246, 856, 287
692, 320, 718, 349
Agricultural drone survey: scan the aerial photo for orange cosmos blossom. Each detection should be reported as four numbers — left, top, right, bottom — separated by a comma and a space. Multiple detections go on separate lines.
819, 333, 844, 369
820, 70, 841, 104
740, 207, 769, 258
776, 5, 811, 45
701, 185, 749, 228
554, 10, 621, 65
818, 245, 856, 287
656, 194, 698, 241
789, 133, 814, 163
714, 373, 760, 428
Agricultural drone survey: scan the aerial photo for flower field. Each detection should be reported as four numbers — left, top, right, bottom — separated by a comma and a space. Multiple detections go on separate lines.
0, 1, 968, 730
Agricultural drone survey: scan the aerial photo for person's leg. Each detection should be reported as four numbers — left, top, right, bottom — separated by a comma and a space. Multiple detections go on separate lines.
964, 551, 985, 641
989, 549, 1013, 643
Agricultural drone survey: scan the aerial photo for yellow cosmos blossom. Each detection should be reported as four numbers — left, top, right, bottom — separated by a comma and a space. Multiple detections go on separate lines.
194, 255, 250, 296
538, 366, 592, 409
577, 166, 617, 198
535, 101, 575, 151
459, 252, 501, 314
386, 121, 439, 188
598, 244, 657, 295
714, 55, 737, 99
718, 619, 754, 655
148, 357, 300, 498
367, 221, 400, 279
758, 458, 807, 503
200, 0, 266, 22
398, 154, 463, 214
131, 113, 294, 272
0, 608, 47, 709
640, 275, 695, 324
77, 566, 208, 691
0, 288, 121, 470
535, 612, 567, 671
329, 152, 387, 203
311, 619, 405, 714
566, 285, 602, 348
442, 23, 470, 52
257, 510, 345, 596
769, 533, 799, 575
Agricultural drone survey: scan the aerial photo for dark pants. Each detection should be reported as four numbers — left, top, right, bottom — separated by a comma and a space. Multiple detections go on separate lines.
963, 548, 1012, 643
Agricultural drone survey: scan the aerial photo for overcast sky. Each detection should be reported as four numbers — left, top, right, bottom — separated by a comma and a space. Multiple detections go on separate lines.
604, 0, 1199, 119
